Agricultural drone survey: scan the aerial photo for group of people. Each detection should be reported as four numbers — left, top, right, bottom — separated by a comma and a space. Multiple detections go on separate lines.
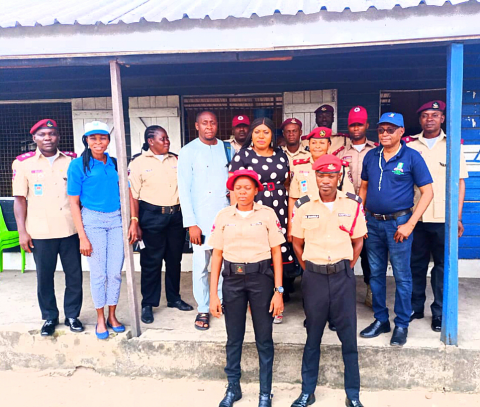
11, 98, 468, 407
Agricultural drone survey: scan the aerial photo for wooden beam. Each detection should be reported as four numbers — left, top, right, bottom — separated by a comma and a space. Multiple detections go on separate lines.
109, 60, 141, 338
441, 42, 464, 346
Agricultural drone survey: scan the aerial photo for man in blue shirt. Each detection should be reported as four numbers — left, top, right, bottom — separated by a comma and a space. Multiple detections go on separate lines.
358, 112, 433, 346
178, 111, 229, 331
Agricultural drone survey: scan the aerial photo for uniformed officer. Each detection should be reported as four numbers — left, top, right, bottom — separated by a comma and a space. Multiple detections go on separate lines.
359, 112, 434, 347
12, 119, 83, 336
406, 100, 469, 332
280, 118, 309, 168
128, 125, 194, 324
290, 154, 367, 407
334, 106, 377, 308
229, 115, 250, 154
209, 169, 285, 407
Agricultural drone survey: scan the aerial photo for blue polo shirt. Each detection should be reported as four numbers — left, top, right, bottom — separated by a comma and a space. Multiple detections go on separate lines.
67, 153, 120, 213
361, 141, 433, 215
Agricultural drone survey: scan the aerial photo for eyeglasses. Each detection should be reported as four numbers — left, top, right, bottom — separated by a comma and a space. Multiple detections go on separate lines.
377, 127, 399, 135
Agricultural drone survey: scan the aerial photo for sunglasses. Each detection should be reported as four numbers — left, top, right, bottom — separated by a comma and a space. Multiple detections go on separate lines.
377, 127, 399, 135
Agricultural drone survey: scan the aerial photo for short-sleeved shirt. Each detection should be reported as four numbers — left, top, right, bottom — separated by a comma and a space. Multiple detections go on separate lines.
208, 202, 286, 263
229, 138, 243, 154
67, 153, 120, 213
12, 149, 76, 239
128, 149, 179, 206
291, 191, 367, 264
289, 154, 355, 199
281, 144, 310, 169
333, 139, 377, 194
407, 130, 469, 223
361, 140, 433, 215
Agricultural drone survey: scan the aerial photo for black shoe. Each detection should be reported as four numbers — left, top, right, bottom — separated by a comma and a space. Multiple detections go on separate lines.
360, 319, 391, 338
390, 326, 408, 346
291, 393, 315, 407
328, 322, 337, 331
64, 318, 84, 333
410, 311, 424, 321
259, 393, 273, 407
167, 300, 194, 311
346, 398, 364, 407
303, 319, 307, 328
141, 306, 154, 324
219, 382, 242, 407
431, 316, 442, 332
41, 318, 59, 336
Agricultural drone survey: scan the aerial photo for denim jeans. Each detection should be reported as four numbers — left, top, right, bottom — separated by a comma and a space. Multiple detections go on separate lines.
365, 212, 413, 328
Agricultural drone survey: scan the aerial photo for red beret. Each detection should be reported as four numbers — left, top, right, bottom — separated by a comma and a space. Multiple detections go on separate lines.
312, 154, 343, 173
30, 119, 58, 135
306, 127, 332, 140
348, 106, 368, 126
227, 169, 264, 192
281, 118, 302, 130
314, 104, 335, 114
232, 115, 250, 127
417, 100, 446, 114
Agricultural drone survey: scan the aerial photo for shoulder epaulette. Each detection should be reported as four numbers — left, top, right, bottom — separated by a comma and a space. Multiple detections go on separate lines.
345, 192, 362, 204
300, 135, 308, 141
62, 151, 77, 158
16, 151, 36, 161
402, 136, 417, 143
335, 132, 350, 138
293, 158, 311, 166
295, 195, 310, 208
169, 152, 179, 159
130, 152, 142, 161
332, 146, 345, 156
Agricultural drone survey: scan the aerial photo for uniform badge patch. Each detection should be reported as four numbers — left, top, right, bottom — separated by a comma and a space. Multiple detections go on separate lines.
320, 130, 326, 137
432, 102, 439, 109
235, 265, 244, 274
301, 180, 308, 193
12, 169, 16, 181
328, 164, 336, 170
276, 219, 282, 231
34, 184, 43, 196
211, 224, 215, 233
392, 162, 404, 175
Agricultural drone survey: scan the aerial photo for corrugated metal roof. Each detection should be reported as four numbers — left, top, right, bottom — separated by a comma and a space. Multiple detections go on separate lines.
0, 0, 477, 28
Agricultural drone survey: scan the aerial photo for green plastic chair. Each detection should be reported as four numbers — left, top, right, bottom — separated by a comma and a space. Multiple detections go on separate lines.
0, 205, 26, 273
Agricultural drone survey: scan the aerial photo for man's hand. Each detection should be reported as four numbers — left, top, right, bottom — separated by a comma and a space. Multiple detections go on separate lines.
394, 222, 415, 243
210, 294, 223, 318
286, 227, 293, 243
458, 220, 465, 238
18, 231, 34, 253
189, 225, 203, 246
80, 236, 93, 257
128, 221, 142, 244
269, 292, 284, 317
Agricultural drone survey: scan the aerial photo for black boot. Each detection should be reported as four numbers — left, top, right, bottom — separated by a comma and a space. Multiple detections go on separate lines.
259, 393, 272, 407
219, 382, 242, 407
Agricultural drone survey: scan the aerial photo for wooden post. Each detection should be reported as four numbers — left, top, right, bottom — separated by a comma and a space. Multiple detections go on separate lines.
441, 43, 464, 346
109, 60, 141, 337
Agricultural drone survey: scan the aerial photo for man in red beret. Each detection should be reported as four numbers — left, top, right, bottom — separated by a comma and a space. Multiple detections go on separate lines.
406, 100, 469, 333
280, 117, 309, 168
229, 115, 250, 154
290, 154, 366, 407
12, 119, 83, 337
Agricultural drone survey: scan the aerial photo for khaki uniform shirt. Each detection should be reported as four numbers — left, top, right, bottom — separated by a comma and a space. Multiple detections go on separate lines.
289, 154, 355, 199
291, 191, 367, 264
407, 130, 469, 223
281, 145, 310, 169
128, 149, 179, 207
229, 138, 243, 154
12, 149, 76, 239
208, 202, 286, 263
333, 140, 377, 194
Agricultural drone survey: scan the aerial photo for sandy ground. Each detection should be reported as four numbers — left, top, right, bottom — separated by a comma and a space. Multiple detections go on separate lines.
1, 369, 480, 407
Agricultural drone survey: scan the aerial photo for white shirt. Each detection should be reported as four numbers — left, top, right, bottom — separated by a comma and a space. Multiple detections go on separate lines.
321, 200, 335, 212
46, 152, 59, 166
236, 209, 253, 218
154, 154, 165, 162
424, 137, 438, 149
352, 143, 366, 153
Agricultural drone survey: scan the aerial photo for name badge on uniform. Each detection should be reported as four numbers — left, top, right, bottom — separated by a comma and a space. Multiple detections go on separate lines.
301, 180, 308, 193
34, 184, 43, 196
338, 213, 351, 217
305, 215, 319, 219
251, 222, 263, 226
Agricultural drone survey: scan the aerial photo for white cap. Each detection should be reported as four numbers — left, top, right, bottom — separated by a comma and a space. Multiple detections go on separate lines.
84, 121, 110, 136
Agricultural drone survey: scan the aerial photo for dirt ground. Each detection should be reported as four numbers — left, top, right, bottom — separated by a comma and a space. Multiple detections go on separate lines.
1, 369, 480, 407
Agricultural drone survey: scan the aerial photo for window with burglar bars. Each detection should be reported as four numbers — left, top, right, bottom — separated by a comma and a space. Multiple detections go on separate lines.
182, 94, 284, 145
0, 102, 74, 197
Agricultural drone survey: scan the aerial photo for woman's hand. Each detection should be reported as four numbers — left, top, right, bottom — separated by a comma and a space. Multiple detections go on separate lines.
269, 292, 284, 317
80, 236, 93, 257
210, 294, 223, 318
128, 221, 142, 244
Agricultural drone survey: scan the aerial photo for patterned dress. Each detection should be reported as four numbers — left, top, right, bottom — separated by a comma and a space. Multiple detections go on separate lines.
229, 147, 295, 276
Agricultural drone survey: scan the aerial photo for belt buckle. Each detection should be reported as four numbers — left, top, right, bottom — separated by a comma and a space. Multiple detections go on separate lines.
234, 264, 245, 275
327, 264, 336, 274
267, 182, 275, 191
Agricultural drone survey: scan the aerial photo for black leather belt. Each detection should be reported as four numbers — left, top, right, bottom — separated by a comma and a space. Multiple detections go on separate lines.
367, 209, 411, 221
305, 260, 347, 275
139, 201, 181, 214
224, 259, 271, 275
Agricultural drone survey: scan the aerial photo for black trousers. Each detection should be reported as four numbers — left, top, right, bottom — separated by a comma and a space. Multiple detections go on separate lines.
360, 244, 371, 285
411, 222, 445, 318
139, 206, 186, 307
301, 261, 360, 400
31, 234, 83, 321
223, 272, 274, 394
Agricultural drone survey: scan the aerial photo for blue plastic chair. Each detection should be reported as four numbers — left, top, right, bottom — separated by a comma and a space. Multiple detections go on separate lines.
0, 205, 25, 273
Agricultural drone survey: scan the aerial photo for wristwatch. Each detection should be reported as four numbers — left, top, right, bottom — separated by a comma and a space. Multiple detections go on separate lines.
274, 286, 284, 294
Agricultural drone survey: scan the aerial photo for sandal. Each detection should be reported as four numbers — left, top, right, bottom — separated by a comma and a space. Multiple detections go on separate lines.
195, 313, 210, 331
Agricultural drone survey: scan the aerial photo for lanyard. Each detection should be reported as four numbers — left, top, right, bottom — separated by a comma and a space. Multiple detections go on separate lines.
377, 144, 402, 191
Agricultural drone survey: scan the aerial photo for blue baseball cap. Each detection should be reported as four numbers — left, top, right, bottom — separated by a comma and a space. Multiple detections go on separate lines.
378, 112, 404, 127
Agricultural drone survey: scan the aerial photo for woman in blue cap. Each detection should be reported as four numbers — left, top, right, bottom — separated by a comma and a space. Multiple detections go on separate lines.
67, 121, 126, 339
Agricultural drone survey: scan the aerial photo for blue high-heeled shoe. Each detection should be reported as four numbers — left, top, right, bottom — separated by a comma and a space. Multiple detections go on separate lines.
95, 324, 109, 340
106, 319, 125, 333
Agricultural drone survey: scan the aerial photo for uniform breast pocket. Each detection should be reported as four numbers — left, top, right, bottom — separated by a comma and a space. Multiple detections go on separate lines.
337, 214, 354, 233
301, 218, 320, 238
223, 224, 238, 240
